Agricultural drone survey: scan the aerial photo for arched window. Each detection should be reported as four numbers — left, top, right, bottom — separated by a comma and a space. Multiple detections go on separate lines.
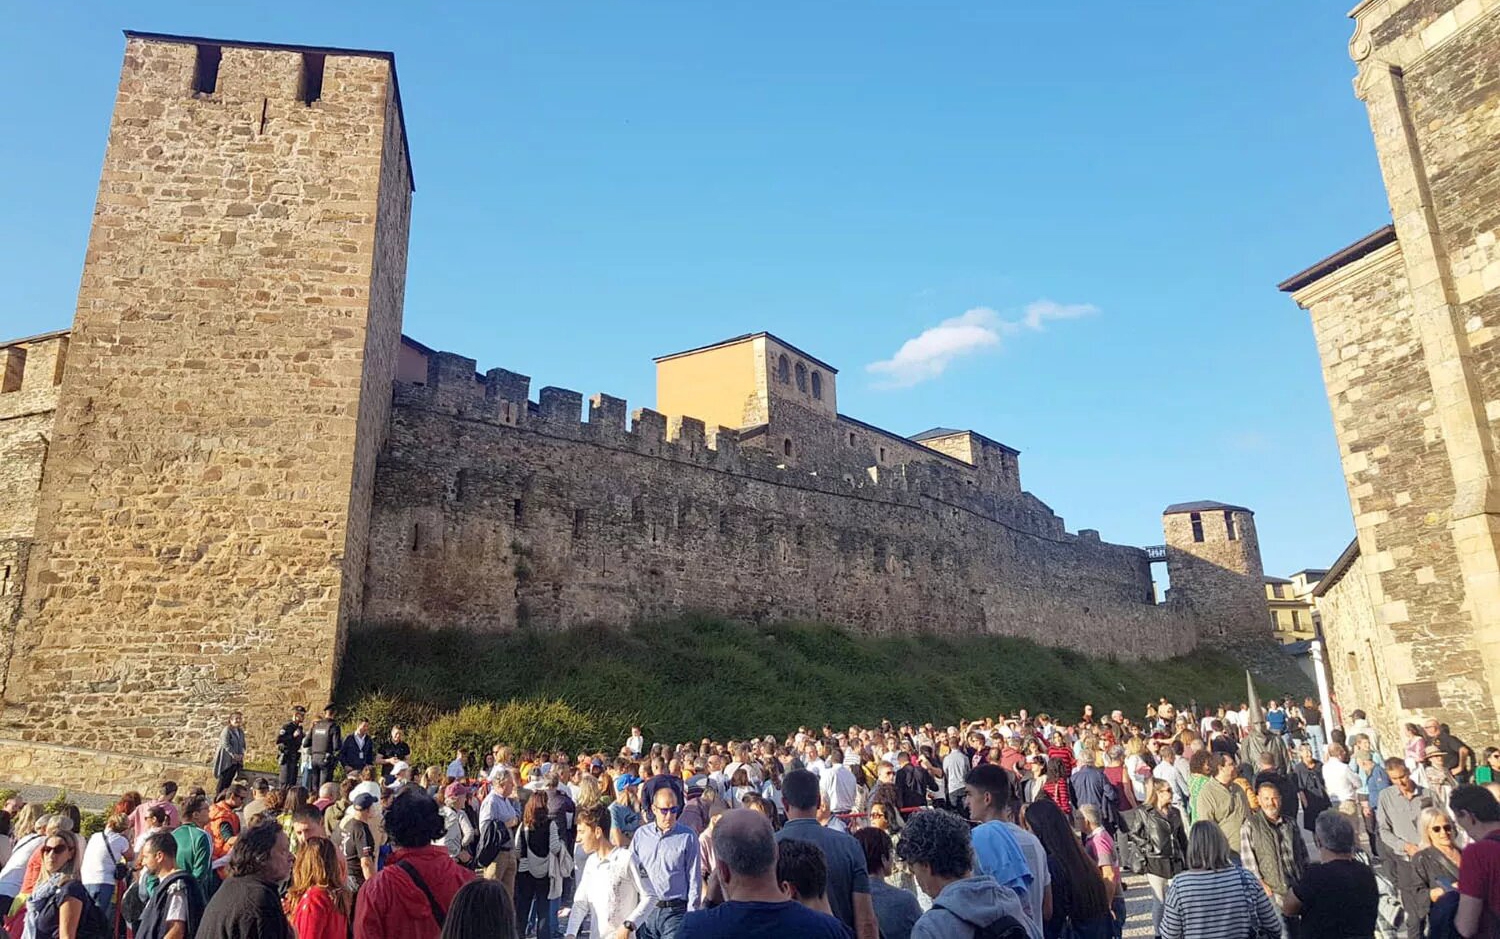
795, 362, 808, 392
777, 355, 790, 383
811, 371, 823, 400
783, 438, 793, 457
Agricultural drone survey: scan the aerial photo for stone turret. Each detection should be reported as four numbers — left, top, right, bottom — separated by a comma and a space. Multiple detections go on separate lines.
1162, 501, 1270, 641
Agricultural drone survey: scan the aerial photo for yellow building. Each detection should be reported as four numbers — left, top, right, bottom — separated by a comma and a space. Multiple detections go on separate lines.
1266, 569, 1325, 644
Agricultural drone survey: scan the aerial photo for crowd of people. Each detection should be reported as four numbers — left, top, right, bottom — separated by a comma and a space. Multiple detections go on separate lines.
3, 692, 1500, 938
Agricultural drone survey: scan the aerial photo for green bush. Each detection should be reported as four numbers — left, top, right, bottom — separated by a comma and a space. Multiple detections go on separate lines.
344, 692, 442, 743
411, 699, 607, 766
80, 811, 106, 838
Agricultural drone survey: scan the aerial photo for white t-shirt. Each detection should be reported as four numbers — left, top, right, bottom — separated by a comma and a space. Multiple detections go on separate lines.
81, 831, 129, 887
1323, 758, 1361, 804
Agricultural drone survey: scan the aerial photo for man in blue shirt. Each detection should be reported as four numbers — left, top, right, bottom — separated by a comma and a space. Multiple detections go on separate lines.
624, 783, 701, 939
681, 809, 850, 939
775, 770, 878, 939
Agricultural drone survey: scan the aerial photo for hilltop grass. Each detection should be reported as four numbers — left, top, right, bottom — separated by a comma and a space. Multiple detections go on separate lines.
337, 617, 1313, 749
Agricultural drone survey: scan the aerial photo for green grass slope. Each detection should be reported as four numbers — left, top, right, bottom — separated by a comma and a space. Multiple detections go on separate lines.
338, 618, 1313, 746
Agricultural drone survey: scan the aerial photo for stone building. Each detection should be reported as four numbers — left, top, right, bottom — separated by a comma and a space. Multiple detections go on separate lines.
1280, 0, 1500, 743
0, 31, 1270, 790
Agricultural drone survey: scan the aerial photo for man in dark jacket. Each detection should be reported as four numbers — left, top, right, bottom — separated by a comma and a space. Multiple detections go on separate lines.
196, 821, 294, 939
339, 718, 376, 775
136, 830, 206, 939
274, 705, 306, 788
1240, 781, 1308, 928
1070, 752, 1120, 832
303, 704, 342, 789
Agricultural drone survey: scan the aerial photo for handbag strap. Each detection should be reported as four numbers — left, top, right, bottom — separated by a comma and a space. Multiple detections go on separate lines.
395, 860, 445, 927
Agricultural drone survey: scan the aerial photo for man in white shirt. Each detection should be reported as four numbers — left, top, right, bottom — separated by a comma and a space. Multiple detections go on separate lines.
565, 804, 638, 939
1321, 742, 1367, 852
820, 749, 858, 815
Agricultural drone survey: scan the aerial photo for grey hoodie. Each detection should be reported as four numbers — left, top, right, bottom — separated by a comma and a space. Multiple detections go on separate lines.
912, 874, 1039, 939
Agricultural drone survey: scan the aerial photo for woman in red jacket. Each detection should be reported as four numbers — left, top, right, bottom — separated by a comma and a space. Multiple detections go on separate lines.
284, 836, 352, 939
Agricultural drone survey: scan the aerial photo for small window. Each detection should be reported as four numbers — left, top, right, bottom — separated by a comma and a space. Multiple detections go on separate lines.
1190, 512, 1204, 543
811, 371, 823, 400
299, 53, 325, 105
1224, 509, 1237, 540
193, 44, 222, 96
848, 432, 856, 447
573, 508, 587, 539
777, 355, 790, 383
1291, 610, 1302, 629
878, 446, 887, 463
783, 439, 793, 457
513, 499, 524, 524
795, 362, 808, 392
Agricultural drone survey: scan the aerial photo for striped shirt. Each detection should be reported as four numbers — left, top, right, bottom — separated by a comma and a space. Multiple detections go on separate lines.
1159, 866, 1280, 939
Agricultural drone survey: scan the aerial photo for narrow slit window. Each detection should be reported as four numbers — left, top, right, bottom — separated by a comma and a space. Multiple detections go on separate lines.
1190, 512, 1204, 543
193, 44, 222, 96
299, 53, 325, 105
573, 508, 586, 539
811, 371, 823, 400
783, 439, 793, 457
1224, 509, 1237, 540
513, 499, 524, 525
848, 432, 856, 447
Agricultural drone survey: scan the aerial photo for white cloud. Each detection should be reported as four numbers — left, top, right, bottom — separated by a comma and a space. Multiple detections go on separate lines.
867, 299, 1099, 388
1021, 299, 1100, 331
866, 308, 1002, 388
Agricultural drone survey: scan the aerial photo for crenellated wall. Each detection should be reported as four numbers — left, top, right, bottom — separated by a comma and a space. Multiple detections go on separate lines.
363, 350, 1204, 658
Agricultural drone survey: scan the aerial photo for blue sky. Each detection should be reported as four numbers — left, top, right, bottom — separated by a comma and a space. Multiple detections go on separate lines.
1, 3, 1385, 578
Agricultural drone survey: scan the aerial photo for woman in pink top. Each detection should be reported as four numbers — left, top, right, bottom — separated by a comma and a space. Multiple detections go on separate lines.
1404, 722, 1429, 773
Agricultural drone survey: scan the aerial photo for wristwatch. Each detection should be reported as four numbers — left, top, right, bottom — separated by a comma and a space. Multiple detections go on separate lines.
623, 922, 636, 933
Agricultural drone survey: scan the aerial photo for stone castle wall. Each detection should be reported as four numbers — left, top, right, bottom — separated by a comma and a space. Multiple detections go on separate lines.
0, 36, 413, 771
362, 353, 1203, 658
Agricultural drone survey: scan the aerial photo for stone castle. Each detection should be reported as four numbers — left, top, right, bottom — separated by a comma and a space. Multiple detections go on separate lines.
1280, 0, 1500, 745
0, 32, 1270, 790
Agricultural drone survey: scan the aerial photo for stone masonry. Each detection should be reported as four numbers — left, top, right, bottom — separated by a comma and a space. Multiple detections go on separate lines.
0, 33, 412, 790
0, 32, 1267, 790
1281, 0, 1500, 743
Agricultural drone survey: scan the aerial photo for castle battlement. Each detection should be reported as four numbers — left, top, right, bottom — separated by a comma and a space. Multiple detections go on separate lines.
393, 342, 1081, 542
0, 332, 67, 421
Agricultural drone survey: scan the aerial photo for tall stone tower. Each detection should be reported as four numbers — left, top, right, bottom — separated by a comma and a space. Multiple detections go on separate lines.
0, 32, 413, 790
1162, 501, 1269, 640
1279, 1, 1500, 744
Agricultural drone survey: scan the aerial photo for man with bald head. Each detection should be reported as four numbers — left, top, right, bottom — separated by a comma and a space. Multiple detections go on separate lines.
680, 809, 851, 938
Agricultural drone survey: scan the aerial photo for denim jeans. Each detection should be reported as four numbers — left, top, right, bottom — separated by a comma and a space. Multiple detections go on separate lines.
88, 883, 115, 924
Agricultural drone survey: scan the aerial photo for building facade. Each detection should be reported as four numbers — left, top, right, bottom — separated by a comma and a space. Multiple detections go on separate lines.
0, 32, 1271, 791
1266, 570, 1325, 645
1281, 0, 1500, 743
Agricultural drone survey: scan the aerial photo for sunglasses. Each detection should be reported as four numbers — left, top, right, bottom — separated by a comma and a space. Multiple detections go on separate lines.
1432, 825, 1454, 833
657, 806, 682, 815
42, 845, 69, 854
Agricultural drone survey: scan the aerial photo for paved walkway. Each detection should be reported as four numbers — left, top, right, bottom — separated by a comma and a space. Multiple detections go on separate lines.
0, 781, 115, 812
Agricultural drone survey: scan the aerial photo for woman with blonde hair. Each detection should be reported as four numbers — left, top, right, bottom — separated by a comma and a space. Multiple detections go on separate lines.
573, 773, 602, 812
1409, 805, 1462, 937
1158, 821, 1278, 939
23, 825, 89, 939
284, 835, 352, 939
1126, 778, 1186, 933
